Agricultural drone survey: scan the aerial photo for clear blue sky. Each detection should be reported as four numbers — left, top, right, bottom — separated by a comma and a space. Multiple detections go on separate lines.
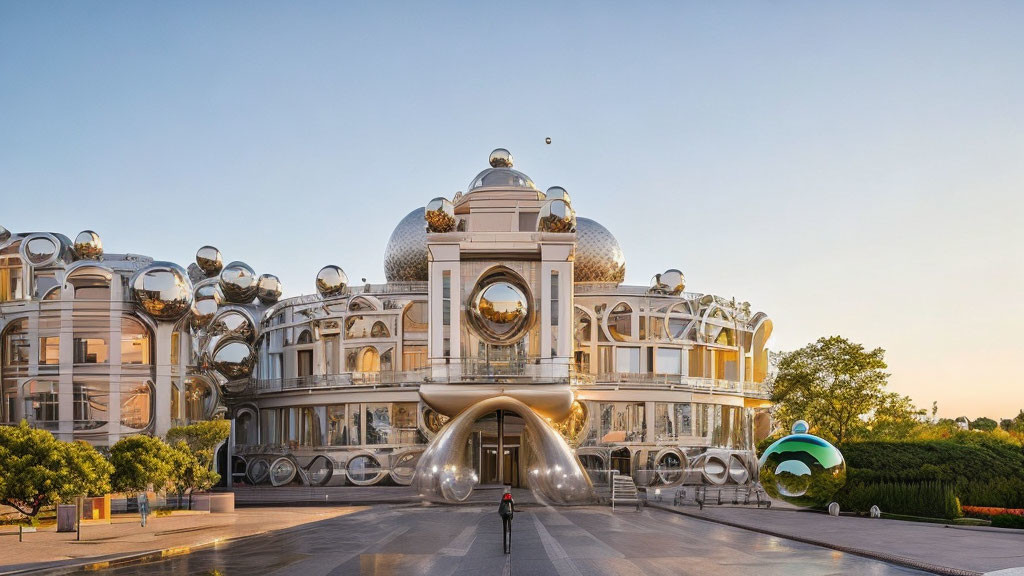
2, 2, 1022, 419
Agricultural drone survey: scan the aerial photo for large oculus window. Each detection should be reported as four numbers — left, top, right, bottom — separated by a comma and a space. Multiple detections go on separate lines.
466, 268, 533, 345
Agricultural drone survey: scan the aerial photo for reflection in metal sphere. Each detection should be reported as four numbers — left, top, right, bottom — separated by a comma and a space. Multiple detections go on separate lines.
256, 274, 282, 304
574, 217, 626, 284
190, 298, 218, 329
545, 186, 571, 205
488, 148, 514, 168
73, 231, 103, 260
383, 208, 428, 282
219, 261, 257, 304
467, 271, 532, 345
425, 197, 456, 233
195, 246, 224, 277
21, 234, 61, 266
545, 137, 552, 145
212, 340, 256, 379
316, 265, 348, 297
537, 199, 576, 233
210, 310, 256, 343
194, 281, 224, 304
0, 225, 9, 244
553, 400, 587, 447
131, 262, 193, 320
759, 433, 846, 508
792, 420, 809, 435
656, 269, 685, 295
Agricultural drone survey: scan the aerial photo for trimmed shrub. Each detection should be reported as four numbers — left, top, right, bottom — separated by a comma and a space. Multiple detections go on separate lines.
836, 481, 961, 519
991, 514, 1024, 529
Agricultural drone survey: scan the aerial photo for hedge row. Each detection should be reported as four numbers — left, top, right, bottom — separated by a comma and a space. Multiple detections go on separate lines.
835, 481, 961, 519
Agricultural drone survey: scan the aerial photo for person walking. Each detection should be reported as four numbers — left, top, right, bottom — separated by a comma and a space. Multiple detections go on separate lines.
138, 492, 150, 528
498, 490, 515, 554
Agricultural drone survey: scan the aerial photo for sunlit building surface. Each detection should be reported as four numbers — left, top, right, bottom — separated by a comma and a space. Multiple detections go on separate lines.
0, 150, 773, 502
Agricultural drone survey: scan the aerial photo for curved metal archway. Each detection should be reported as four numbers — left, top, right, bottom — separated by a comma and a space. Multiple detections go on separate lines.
414, 396, 595, 504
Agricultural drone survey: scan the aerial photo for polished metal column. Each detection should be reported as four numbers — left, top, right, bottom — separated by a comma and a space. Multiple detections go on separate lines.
497, 410, 504, 485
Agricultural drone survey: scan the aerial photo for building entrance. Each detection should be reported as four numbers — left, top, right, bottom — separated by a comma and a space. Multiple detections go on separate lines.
472, 410, 524, 488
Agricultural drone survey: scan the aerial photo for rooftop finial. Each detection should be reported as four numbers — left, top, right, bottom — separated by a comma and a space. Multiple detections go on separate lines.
489, 148, 514, 168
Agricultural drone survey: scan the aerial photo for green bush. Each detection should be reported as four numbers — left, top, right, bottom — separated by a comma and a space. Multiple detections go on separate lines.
836, 480, 961, 519
991, 514, 1024, 529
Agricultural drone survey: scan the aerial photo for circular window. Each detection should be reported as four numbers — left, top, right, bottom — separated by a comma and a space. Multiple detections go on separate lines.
467, 270, 533, 345
20, 234, 61, 267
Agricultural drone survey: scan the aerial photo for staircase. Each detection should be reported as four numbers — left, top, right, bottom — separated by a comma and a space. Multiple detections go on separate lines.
610, 474, 641, 511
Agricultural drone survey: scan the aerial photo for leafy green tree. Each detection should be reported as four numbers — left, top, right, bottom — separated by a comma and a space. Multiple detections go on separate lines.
109, 435, 174, 493
768, 336, 921, 444
168, 440, 219, 499
166, 420, 230, 469
0, 422, 111, 516
972, 417, 998, 432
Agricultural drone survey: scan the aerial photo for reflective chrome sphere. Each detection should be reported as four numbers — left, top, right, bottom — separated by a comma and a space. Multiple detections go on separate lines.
195, 246, 224, 277
194, 280, 224, 304
467, 271, 532, 344
256, 274, 282, 304
792, 420, 810, 435
131, 262, 193, 321
574, 217, 626, 284
219, 261, 257, 304
73, 230, 103, 260
425, 197, 456, 233
0, 225, 9, 244
190, 298, 218, 329
545, 186, 571, 205
659, 269, 685, 295
537, 199, 576, 233
759, 433, 846, 508
212, 340, 256, 379
316, 265, 348, 297
489, 148, 514, 168
383, 208, 428, 282
210, 310, 256, 343
545, 137, 552, 145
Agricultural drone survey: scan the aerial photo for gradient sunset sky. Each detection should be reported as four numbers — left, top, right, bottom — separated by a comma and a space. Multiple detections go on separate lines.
2, 2, 1021, 419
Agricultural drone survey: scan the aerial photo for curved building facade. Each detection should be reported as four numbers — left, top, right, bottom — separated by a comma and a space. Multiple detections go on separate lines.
0, 150, 772, 502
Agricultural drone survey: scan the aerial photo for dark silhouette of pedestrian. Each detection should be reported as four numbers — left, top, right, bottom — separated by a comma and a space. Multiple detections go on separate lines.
499, 490, 515, 554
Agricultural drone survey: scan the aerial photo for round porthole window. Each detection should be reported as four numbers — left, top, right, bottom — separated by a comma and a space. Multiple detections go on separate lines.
467, 270, 533, 345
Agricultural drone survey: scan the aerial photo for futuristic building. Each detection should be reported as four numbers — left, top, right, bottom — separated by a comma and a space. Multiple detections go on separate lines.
0, 149, 773, 503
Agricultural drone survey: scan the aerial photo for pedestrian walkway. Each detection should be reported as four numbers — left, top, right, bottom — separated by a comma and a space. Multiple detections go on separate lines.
0, 506, 365, 575
649, 502, 1024, 575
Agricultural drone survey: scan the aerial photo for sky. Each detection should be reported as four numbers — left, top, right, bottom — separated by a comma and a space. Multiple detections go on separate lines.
1, 2, 1021, 420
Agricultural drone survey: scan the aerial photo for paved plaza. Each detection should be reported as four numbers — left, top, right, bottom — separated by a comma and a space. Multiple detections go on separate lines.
76, 505, 930, 576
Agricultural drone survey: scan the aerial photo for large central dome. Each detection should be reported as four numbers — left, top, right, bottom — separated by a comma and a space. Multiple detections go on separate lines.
574, 217, 626, 284
467, 148, 539, 193
383, 208, 428, 282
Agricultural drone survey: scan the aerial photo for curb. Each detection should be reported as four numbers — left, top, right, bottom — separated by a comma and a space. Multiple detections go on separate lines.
646, 503, 982, 576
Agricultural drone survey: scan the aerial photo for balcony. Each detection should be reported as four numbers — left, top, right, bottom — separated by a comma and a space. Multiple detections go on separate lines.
579, 372, 770, 398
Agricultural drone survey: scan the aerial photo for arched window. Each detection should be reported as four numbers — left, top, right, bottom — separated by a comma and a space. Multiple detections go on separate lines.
121, 317, 152, 365
184, 378, 213, 422
297, 330, 313, 344
357, 347, 380, 372
2, 318, 29, 367
370, 321, 390, 338
402, 302, 428, 333
66, 266, 112, 300
608, 303, 633, 341
0, 242, 25, 302
120, 380, 154, 430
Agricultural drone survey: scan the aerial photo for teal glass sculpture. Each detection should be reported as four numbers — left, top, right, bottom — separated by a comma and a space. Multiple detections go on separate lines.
758, 422, 846, 508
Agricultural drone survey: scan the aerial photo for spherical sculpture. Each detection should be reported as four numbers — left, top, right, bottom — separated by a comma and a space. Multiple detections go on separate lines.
489, 148, 514, 168
657, 269, 685, 295
195, 246, 224, 277
574, 217, 626, 284
131, 262, 193, 321
189, 298, 218, 329
759, 431, 846, 508
316, 265, 348, 297
792, 420, 810, 435
467, 271, 533, 345
194, 281, 224, 304
73, 230, 103, 260
256, 274, 283, 304
425, 197, 456, 233
212, 340, 256, 380
545, 186, 571, 206
537, 199, 576, 233
383, 208, 428, 282
219, 261, 258, 304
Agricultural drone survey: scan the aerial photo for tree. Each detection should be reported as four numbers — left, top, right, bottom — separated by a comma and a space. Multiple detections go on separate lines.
168, 441, 219, 505
166, 420, 230, 469
768, 336, 920, 444
109, 435, 174, 493
972, 417, 998, 432
0, 422, 111, 517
